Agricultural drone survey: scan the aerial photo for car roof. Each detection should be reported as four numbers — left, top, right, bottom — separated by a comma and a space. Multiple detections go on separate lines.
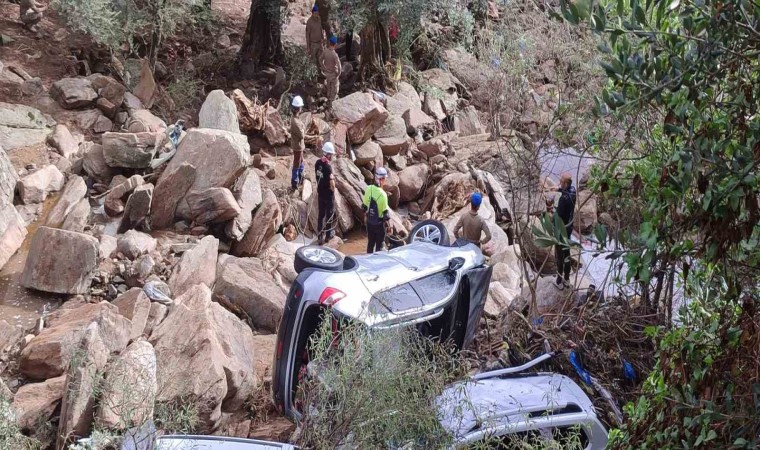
436, 374, 596, 439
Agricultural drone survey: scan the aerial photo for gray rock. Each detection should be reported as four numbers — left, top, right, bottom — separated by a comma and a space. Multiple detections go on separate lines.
0, 199, 27, 271
374, 114, 410, 156
453, 105, 485, 137
48, 124, 79, 158
158, 128, 250, 220
102, 132, 159, 168
127, 109, 167, 133
81, 142, 113, 183
21, 227, 99, 294
398, 164, 430, 202
0, 145, 17, 203
61, 198, 90, 233
186, 187, 241, 225
116, 230, 157, 260
92, 115, 113, 134
231, 189, 282, 257
46, 175, 87, 228
168, 235, 219, 298
353, 140, 382, 166
118, 183, 153, 233
0, 102, 51, 151
198, 90, 240, 133
17, 165, 65, 204
225, 169, 262, 241
150, 162, 196, 229
332, 92, 389, 144
50, 78, 98, 109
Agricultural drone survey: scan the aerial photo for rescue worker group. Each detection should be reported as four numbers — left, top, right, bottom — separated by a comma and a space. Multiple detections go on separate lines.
289, 4, 490, 254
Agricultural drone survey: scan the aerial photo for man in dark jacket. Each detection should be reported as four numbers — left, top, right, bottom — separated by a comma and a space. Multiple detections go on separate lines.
315, 142, 336, 244
548, 173, 576, 289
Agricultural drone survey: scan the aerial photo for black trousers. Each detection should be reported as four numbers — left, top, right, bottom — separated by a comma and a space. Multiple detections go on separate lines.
317, 194, 335, 243
367, 223, 386, 254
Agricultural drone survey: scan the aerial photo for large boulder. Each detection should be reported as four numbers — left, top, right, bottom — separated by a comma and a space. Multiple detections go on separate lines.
453, 105, 485, 137
259, 234, 298, 288
232, 190, 282, 257
150, 162, 196, 229
263, 107, 288, 145
21, 227, 98, 294
0, 145, 16, 203
0, 199, 27, 271
574, 190, 598, 234
19, 301, 131, 380
102, 132, 160, 169
81, 142, 113, 183
116, 230, 157, 260
225, 169, 263, 241
186, 188, 241, 224
90, 74, 126, 114
0, 102, 51, 151
12, 375, 66, 431
127, 109, 167, 133
420, 68, 460, 117
48, 124, 80, 158
118, 183, 153, 233
398, 164, 430, 202
158, 128, 250, 220
485, 281, 520, 316
112, 288, 151, 340
374, 115, 410, 156
199, 90, 240, 133
149, 284, 257, 431
353, 140, 382, 167
61, 198, 90, 233
57, 323, 109, 448
402, 108, 437, 135
50, 78, 98, 109
516, 274, 593, 314
213, 256, 286, 332
97, 340, 157, 430
16, 165, 65, 204
396, 81, 422, 110
332, 92, 389, 144
45, 175, 87, 228
168, 235, 219, 298
124, 59, 156, 108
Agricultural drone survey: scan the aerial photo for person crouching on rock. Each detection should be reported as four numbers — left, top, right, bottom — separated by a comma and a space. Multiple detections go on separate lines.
362, 167, 391, 254
289, 95, 320, 190
454, 192, 492, 249
315, 142, 336, 244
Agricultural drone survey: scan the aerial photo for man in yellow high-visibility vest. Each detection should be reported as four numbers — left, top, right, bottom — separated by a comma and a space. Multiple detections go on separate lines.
362, 167, 391, 254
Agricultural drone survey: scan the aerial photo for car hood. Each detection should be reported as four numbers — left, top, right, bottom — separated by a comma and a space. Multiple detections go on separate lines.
436, 374, 597, 439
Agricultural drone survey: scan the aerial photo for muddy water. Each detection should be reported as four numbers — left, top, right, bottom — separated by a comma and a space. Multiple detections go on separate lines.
0, 194, 66, 331
337, 229, 368, 256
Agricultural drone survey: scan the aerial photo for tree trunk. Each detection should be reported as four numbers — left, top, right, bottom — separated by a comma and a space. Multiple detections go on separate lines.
358, 20, 392, 90
315, 0, 331, 37
238, 0, 284, 78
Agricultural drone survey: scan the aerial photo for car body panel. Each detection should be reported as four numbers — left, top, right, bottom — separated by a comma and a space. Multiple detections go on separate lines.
272, 241, 490, 421
438, 374, 608, 449
155, 435, 298, 450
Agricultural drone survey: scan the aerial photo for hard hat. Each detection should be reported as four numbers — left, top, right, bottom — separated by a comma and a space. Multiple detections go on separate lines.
291, 96, 304, 108
322, 142, 336, 155
471, 192, 483, 207
329, 35, 338, 45
376, 167, 388, 178
312, 4, 318, 12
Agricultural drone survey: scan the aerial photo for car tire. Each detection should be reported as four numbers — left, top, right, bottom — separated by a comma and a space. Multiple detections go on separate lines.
408, 219, 451, 246
294, 245, 345, 273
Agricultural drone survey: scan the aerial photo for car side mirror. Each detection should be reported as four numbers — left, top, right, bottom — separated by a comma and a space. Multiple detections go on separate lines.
448, 257, 465, 271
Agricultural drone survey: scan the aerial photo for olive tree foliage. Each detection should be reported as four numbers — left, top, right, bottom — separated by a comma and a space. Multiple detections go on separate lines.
52, 0, 205, 66
296, 318, 467, 448
554, 0, 759, 447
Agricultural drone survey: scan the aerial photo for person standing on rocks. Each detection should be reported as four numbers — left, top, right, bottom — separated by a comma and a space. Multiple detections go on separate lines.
454, 192, 492, 248
316, 142, 336, 244
546, 172, 577, 289
362, 167, 391, 254
321, 35, 342, 105
289, 95, 320, 190
306, 4, 325, 69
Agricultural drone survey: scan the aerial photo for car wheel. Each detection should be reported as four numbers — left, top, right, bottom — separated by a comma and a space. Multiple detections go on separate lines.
408, 219, 451, 246
294, 245, 345, 273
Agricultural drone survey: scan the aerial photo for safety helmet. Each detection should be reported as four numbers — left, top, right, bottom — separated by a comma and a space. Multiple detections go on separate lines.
376, 167, 388, 178
312, 4, 318, 12
322, 142, 336, 155
329, 35, 338, 45
291, 96, 304, 108
471, 192, 483, 207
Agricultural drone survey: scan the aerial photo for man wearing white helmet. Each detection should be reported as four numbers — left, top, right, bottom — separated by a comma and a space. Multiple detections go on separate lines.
315, 141, 336, 244
289, 95, 320, 190
362, 167, 391, 253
